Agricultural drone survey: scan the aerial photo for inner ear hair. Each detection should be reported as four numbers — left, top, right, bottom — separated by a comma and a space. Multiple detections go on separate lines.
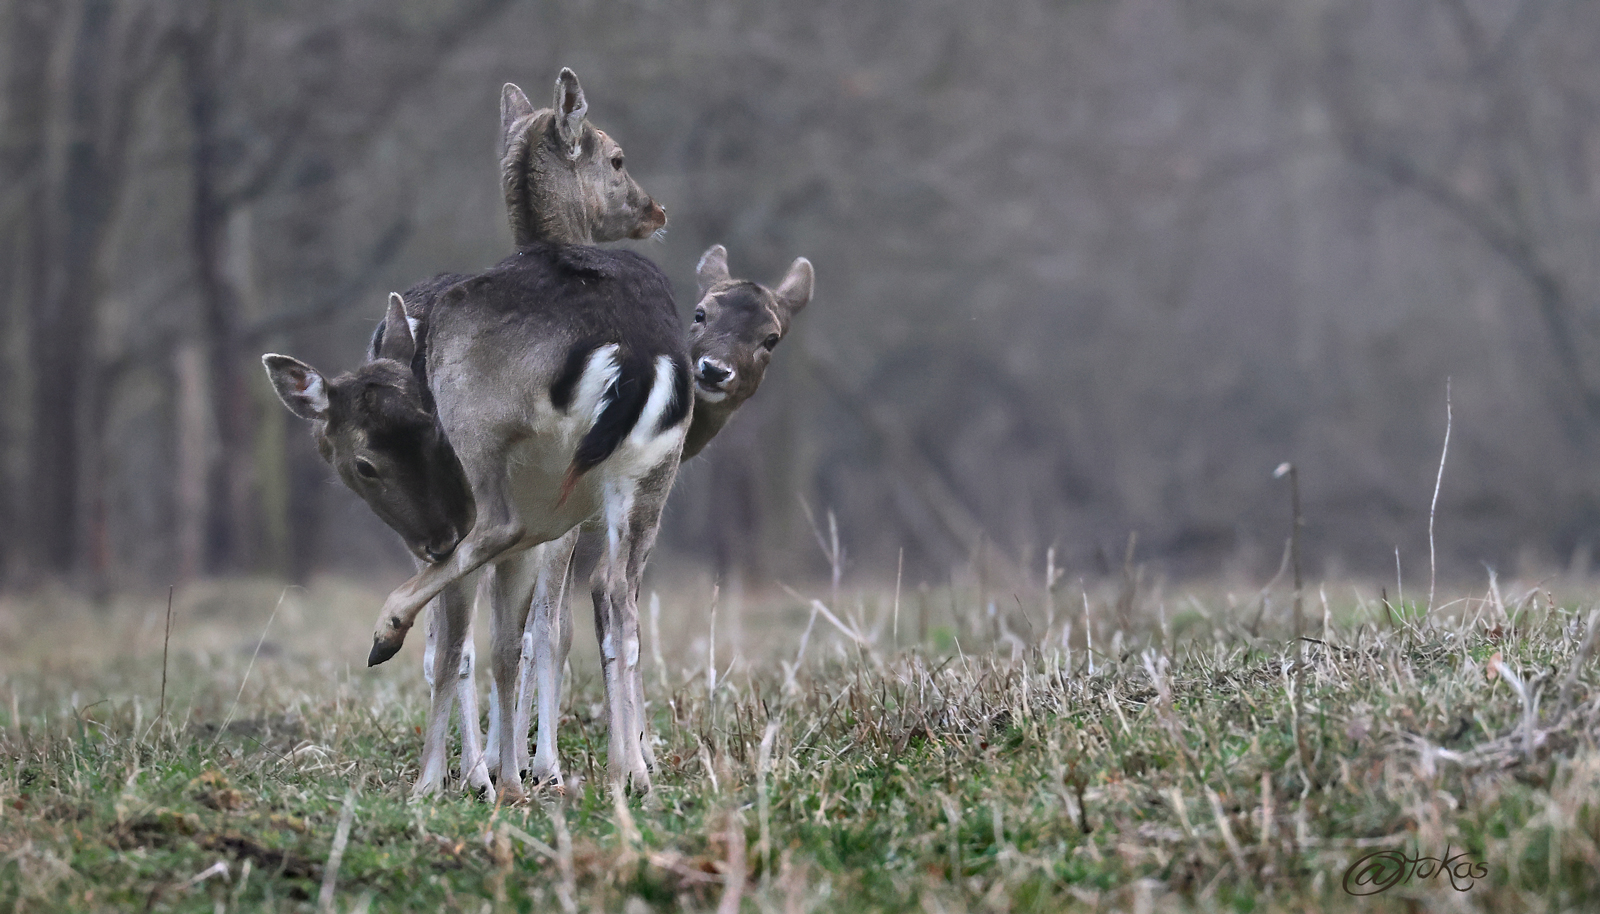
775, 257, 815, 313
553, 67, 588, 152
500, 82, 536, 155
262, 353, 330, 421
696, 244, 731, 296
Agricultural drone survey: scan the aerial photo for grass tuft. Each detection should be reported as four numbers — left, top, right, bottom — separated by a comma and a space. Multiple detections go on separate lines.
2, 571, 1600, 911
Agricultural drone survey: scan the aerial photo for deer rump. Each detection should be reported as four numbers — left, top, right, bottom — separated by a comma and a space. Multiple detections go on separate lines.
391, 241, 689, 518
370, 241, 691, 631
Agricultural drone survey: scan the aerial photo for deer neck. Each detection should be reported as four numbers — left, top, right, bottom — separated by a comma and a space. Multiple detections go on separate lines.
504, 142, 595, 246
682, 396, 734, 459
509, 191, 595, 247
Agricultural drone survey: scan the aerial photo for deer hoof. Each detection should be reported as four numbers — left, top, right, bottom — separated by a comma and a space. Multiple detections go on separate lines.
624, 765, 652, 798
497, 780, 528, 805
368, 635, 403, 667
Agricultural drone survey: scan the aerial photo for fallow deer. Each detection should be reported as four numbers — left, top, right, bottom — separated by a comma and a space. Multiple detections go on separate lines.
499, 244, 814, 786
361, 246, 815, 796
375, 73, 812, 796
268, 241, 689, 799
269, 68, 675, 800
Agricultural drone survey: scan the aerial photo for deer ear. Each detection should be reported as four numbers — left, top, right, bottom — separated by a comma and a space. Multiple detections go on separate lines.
378, 293, 416, 364
263, 354, 330, 421
774, 257, 814, 316
696, 244, 730, 297
553, 68, 588, 155
500, 83, 536, 157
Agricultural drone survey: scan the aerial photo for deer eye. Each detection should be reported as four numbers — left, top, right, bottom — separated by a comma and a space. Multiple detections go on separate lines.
693, 308, 705, 324
611, 154, 624, 170
355, 457, 380, 480
762, 334, 780, 351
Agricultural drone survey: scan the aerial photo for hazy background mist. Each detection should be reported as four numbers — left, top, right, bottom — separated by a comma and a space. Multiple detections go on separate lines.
4, 0, 1599, 597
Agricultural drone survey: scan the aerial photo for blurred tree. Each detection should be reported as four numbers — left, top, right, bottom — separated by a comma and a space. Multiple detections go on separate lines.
9, 0, 1600, 593
1324, 0, 1600, 443
5, 0, 171, 583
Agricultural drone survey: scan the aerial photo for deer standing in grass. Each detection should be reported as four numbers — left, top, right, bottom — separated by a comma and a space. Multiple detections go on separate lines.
496, 244, 814, 787
375, 72, 814, 795
266, 68, 675, 800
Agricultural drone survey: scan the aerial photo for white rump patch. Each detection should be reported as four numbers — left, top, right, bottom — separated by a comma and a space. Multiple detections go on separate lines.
629, 356, 681, 449
612, 355, 688, 477
572, 343, 622, 424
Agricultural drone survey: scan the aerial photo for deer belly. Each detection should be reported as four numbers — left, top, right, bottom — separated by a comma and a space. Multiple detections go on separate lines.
503, 441, 599, 543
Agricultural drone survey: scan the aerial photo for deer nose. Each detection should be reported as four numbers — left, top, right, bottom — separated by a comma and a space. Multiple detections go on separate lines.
697, 359, 732, 386
423, 534, 459, 563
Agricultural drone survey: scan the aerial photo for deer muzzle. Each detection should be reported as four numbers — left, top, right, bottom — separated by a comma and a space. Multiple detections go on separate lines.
631, 201, 667, 238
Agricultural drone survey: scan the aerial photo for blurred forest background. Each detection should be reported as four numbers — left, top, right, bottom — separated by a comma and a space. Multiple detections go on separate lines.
3, 0, 1600, 596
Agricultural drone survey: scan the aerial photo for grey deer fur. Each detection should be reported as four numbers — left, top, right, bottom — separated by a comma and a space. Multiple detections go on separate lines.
433, 72, 812, 796
269, 244, 690, 799
501, 70, 665, 246
267, 69, 680, 800
495, 244, 814, 786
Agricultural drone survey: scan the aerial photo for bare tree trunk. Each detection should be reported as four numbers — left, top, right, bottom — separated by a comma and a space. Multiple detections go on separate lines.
173, 342, 215, 583
21, 0, 162, 579
26, 0, 118, 576
180, 6, 261, 574
0, 0, 62, 584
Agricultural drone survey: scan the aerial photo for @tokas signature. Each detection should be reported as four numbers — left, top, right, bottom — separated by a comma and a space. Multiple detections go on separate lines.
1342, 845, 1487, 895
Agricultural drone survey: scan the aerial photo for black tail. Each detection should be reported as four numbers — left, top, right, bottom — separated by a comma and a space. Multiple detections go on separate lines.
560, 351, 655, 502
657, 355, 691, 434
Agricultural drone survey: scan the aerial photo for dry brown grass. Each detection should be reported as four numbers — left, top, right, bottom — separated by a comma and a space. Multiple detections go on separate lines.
2, 569, 1599, 911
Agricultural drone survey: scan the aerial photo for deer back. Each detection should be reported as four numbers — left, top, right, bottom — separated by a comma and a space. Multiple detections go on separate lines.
422, 243, 690, 537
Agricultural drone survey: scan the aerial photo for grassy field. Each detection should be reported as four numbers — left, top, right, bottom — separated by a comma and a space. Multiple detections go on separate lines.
2, 569, 1600, 912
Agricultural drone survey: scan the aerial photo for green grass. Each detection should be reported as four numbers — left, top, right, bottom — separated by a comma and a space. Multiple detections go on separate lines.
2, 575, 1600, 911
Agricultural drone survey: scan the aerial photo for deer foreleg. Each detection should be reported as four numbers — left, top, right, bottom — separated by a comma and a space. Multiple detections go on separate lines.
414, 580, 489, 800
477, 555, 539, 803
371, 469, 526, 666
482, 573, 502, 777
454, 610, 493, 798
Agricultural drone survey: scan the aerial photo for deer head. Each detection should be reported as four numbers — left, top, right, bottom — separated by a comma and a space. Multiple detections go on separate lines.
683, 244, 814, 457
500, 69, 667, 246
263, 294, 474, 563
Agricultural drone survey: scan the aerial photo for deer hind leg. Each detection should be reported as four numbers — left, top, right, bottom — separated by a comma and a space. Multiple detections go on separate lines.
523, 530, 580, 789
596, 474, 675, 797
414, 580, 490, 800
591, 578, 645, 796
622, 484, 672, 778
478, 553, 542, 803
593, 491, 648, 795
